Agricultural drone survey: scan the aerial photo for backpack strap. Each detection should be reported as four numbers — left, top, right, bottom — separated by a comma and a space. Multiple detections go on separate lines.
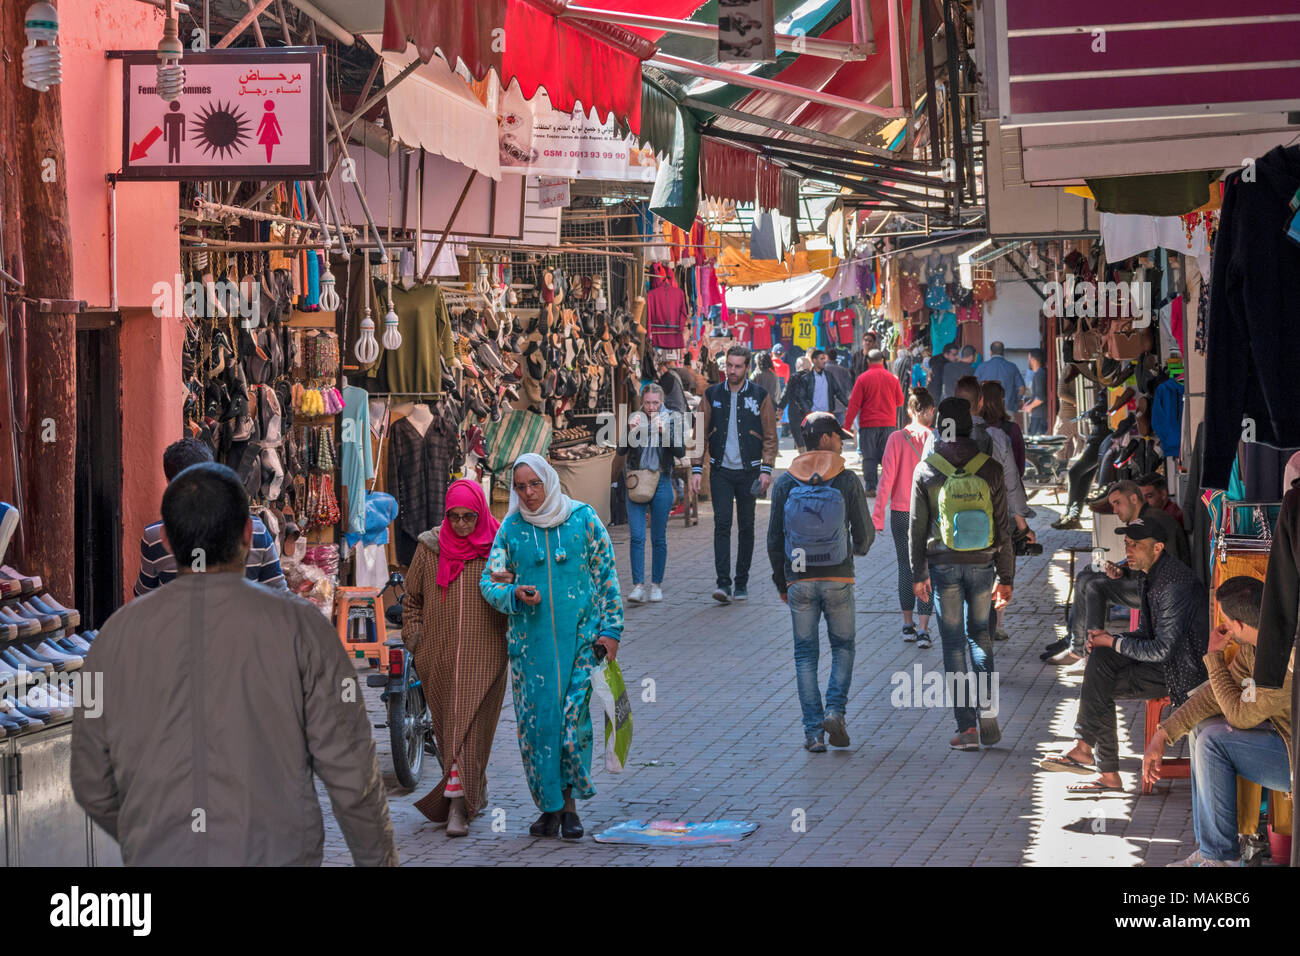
966, 452, 990, 473
927, 454, 955, 477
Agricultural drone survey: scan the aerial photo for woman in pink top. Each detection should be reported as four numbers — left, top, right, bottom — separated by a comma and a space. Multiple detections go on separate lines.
872, 388, 936, 647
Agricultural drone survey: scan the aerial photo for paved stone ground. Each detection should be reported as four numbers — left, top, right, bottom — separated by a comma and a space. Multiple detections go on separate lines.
320, 438, 1197, 866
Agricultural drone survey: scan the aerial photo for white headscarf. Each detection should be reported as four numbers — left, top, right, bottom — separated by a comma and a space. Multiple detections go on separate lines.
507, 453, 575, 528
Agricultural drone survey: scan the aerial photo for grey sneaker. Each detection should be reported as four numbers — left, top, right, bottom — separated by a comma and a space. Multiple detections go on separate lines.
902, 626, 918, 643
978, 712, 1002, 747
1168, 849, 1207, 867
733, 588, 748, 601
804, 734, 827, 753
711, 587, 732, 605
950, 728, 980, 751
823, 713, 850, 748
916, 630, 933, 649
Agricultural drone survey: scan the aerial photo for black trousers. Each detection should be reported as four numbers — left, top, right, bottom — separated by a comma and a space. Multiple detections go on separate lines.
710, 467, 759, 590
1066, 427, 1109, 506
1074, 645, 1167, 774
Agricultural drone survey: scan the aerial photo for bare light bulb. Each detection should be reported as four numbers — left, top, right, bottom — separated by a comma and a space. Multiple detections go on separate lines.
23, 2, 61, 92
318, 267, 340, 312
156, 16, 185, 102
355, 308, 380, 365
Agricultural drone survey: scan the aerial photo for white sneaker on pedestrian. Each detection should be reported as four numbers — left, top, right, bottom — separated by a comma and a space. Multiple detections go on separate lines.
1167, 849, 1206, 867
627, 584, 646, 604
649, 584, 663, 602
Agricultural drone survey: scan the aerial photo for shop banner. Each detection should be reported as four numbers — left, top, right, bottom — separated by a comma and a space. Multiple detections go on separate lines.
118, 47, 326, 180
537, 177, 571, 209
497, 85, 658, 181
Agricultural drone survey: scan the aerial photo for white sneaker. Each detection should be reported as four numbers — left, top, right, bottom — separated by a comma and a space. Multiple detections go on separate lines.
1167, 849, 1206, 867
649, 584, 663, 602
627, 585, 646, 604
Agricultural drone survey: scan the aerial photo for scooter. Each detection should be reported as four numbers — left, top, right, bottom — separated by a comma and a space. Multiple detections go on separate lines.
365, 572, 441, 789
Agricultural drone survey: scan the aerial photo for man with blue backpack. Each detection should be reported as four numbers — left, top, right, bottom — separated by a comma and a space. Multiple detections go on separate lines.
768, 412, 875, 753
909, 398, 1015, 751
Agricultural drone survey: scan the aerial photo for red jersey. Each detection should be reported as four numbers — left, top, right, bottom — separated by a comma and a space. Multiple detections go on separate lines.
845, 365, 905, 429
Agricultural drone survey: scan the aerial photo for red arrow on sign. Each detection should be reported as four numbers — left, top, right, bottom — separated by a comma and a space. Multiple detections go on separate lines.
130, 126, 164, 162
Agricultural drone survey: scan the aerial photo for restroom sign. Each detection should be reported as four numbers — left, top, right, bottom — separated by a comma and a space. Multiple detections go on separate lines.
117, 47, 326, 180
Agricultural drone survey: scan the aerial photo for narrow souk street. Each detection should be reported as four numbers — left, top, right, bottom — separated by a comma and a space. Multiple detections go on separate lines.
323, 439, 1197, 866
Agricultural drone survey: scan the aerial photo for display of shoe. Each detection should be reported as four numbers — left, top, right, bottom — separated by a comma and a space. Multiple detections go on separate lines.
19, 642, 81, 671
626, 584, 646, 604
649, 584, 663, 602
28, 594, 80, 629
0, 503, 17, 564
2, 647, 53, 675
0, 567, 41, 595
25, 685, 73, 718
15, 600, 64, 632
0, 608, 42, 639
0, 711, 29, 734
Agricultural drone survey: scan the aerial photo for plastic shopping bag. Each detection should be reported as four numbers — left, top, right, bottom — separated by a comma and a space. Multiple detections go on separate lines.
590, 659, 633, 772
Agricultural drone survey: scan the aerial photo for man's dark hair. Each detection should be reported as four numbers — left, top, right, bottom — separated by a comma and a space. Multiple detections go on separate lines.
1216, 575, 1264, 630
960, 345, 977, 359
1137, 472, 1165, 490
989, 341, 1005, 355
954, 374, 981, 404
907, 387, 935, 417
810, 349, 826, 361
725, 344, 752, 367
1109, 479, 1143, 500
1028, 348, 1045, 364
944, 343, 959, 356
868, 348, 885, 364
755, 350, 773, 371
161, 463, 250, 569
163, 437, 215, 482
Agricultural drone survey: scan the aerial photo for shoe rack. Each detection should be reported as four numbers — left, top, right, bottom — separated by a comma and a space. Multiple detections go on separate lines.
0, 569, 117, 866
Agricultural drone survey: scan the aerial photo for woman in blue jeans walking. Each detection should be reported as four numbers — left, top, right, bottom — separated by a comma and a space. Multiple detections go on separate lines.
616, 383, 686, 604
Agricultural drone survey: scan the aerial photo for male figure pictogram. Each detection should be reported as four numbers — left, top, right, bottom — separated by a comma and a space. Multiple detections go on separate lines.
163, 101, 185, 163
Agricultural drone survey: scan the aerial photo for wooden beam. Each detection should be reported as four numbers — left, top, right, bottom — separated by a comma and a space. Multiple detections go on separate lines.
214, 0, 275, 49
246, 0, 267, 47
2, 0, 78, 598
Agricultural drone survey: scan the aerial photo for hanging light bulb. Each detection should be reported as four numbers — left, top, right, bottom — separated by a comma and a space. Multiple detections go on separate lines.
156, 10, 185, 103
355, 306, 380, 365
1026, 242, 1041, 270
318, 266, 340, 312
22, 3, 61, 92
382, 256, 402, 350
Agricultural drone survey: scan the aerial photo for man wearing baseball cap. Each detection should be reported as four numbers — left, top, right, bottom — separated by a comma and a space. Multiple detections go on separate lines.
1040, 516, 1209, 794
767, 412, 875, 753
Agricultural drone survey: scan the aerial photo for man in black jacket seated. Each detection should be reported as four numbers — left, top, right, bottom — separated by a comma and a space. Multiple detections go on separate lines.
1040, 517, 1209, 794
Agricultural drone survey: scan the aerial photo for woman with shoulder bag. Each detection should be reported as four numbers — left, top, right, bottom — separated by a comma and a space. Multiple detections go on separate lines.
616, 382, 686, 603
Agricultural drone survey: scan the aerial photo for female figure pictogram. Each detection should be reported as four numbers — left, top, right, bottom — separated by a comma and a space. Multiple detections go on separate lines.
257, 99, 282, 163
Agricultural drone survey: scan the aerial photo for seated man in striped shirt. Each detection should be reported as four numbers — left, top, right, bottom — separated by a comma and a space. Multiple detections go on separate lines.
134, 438, 287, 595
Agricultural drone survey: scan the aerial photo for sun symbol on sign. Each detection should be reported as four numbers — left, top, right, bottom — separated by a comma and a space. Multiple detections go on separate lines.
192, 101, 251, 160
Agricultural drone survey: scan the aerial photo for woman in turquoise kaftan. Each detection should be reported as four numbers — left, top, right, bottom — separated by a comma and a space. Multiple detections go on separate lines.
480, 454, 624, 838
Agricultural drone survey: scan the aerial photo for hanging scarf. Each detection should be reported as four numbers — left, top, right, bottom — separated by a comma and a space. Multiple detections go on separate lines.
507, 453, 574, 529
436, 478, 499, 591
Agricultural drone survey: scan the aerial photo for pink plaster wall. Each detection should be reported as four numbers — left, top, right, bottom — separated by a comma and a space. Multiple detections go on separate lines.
61, 0, 182, 599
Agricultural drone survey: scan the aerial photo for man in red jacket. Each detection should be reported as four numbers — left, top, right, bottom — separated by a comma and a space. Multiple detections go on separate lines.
845, 349, 904, 494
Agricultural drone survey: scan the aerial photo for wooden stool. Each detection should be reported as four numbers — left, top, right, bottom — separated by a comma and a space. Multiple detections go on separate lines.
334, 586, 385, 666
673, 461, 698, 527
1141, 696, 1191, 794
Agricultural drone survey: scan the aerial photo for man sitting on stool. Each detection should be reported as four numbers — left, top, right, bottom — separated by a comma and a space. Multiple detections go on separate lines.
1144, 575, 1293, 866
1039, 517, 1208, 794
1044, 479, 1189, 665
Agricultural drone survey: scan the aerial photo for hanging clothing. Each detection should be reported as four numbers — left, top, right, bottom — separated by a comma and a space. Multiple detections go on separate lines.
1204, 145, 1300, 489
375, 282, 457, 396
1152, 378, 1184, 459
387, 415, 458, 565
646, 282, 689, 349
479, 501, 624, 812
406, 530, 508, 825
340, 385, 375, 535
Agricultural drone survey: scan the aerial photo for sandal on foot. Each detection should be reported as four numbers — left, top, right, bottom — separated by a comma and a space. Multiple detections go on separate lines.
1066, 780, 1124, 795
1039, 754, 1096, 775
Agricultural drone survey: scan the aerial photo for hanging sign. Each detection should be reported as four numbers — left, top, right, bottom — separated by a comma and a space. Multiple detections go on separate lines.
497, 85, 658, 181
537, 177, 571, 209
117, 47, 326, 180
718, 0, 776, 64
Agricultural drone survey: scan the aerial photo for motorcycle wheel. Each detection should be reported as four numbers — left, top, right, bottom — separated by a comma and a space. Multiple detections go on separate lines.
388, 674, 428, 789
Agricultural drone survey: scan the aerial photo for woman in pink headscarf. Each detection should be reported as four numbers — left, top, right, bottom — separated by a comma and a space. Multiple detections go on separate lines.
403, 478, 508, 838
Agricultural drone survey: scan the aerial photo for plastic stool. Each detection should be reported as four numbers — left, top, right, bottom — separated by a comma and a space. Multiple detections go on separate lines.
1141, 696, 1191, 794
334, 586, 386, 665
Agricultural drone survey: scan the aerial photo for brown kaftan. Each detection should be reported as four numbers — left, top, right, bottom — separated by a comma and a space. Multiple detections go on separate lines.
403, 532, 508, 823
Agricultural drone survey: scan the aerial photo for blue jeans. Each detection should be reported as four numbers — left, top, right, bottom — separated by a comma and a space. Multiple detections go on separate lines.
787, 580, 856, 737
627, 472, 672, 585
1189, 716, 1291, 862
930, 562, 996, 732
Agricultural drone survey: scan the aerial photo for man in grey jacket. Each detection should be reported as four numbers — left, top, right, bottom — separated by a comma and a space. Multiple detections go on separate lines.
910, 398, 1015, 752
72, 462, 398, 866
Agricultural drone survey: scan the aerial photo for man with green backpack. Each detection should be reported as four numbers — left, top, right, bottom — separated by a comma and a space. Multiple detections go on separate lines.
909, 398, 1016, 751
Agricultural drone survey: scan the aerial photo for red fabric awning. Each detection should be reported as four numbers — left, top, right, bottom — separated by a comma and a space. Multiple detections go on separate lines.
700, 138, 784, 208
383, 0, 704, 134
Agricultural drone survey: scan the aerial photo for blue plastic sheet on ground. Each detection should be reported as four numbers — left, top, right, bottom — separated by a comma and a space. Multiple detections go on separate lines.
593, 820, 758, 846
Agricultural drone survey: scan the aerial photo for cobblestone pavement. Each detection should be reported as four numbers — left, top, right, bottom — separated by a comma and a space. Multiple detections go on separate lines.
320, 439, 1196, 866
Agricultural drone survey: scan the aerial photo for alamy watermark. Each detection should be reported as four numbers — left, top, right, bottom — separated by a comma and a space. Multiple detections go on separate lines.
890, 664, 1000, 717
1042, 276, 1151, 327
595, 405, 705, 459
